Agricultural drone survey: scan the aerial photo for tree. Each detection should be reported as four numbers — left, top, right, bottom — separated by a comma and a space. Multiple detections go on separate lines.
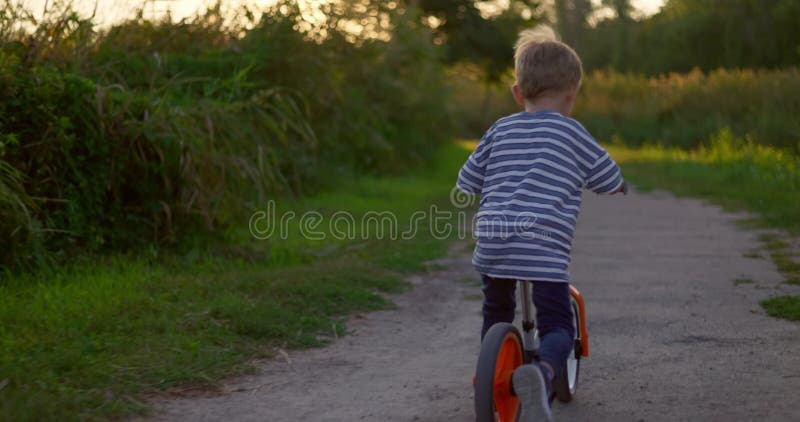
577, 0, 800, 74
554, 0, 592, 51
602, 0, 632, 21
602, 0, 631, 70
418, 0, 541, 83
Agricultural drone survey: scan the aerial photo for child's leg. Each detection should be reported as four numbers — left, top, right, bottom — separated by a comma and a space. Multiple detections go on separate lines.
480, 275, 517, 340
531, 281, 575, 379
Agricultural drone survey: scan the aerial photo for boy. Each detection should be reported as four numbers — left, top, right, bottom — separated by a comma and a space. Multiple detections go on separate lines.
456, 26, 625, 422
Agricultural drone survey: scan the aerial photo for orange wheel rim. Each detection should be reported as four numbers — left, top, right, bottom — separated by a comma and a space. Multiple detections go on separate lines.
493, 333, 522, 421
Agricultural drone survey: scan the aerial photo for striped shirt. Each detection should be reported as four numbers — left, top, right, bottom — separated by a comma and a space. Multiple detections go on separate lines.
456, 110, 622, 282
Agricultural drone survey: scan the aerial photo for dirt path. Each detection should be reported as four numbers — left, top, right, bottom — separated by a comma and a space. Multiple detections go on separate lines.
146, 189, 800, 421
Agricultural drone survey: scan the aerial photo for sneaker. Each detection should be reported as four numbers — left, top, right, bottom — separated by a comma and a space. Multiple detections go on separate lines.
512, 364, 554, 422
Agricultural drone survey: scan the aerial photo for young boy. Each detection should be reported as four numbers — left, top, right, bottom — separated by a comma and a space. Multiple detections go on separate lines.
456, 26, 624, 422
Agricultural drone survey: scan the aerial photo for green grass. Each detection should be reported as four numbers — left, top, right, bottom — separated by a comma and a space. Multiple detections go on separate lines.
610, 130, 800, 233
758, 234, 800, 285
0, 143, 470, 421
743, 250, 764, 259
761, 296, 800, 321
609, 129, 800, 320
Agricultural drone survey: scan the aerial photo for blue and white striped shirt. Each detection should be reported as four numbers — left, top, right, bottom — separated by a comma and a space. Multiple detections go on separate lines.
456, 110, 622, 282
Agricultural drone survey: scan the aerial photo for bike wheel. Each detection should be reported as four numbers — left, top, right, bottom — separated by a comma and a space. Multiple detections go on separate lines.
554, 299, 581, 402
475, 322, 524, 422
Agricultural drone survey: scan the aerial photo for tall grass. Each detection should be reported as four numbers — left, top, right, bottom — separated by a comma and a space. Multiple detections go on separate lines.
577, 68, 800, 151
611, 128, 800, 233
446, 65, 520, 139
447, 66, 800, 155
0, 1, 452, 268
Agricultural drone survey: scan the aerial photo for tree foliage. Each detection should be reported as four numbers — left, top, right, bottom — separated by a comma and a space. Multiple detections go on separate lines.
418, 0, 541, 82
434, 0, 800, 76
554, 0, 592, 51
581, 0, 800, 74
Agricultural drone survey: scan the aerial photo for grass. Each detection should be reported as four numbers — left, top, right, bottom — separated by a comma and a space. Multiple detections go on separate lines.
743, 250, 764, 259
758, 234, 800, 285
761, 296, 800, 321
610, 129, 800, 233
610, 129, 800, 321
576, 69, 800, 152
0, 143, 470, 421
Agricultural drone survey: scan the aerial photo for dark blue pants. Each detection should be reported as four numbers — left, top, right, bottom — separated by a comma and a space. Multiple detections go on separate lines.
481, 275, 575, 377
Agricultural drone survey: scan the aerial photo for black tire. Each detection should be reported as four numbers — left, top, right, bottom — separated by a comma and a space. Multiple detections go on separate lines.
475, 322, 524, 422
554, 300, 581, 403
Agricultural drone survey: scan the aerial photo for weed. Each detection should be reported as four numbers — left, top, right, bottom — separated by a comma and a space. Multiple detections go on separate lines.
760, 296, 800, 321
743, 251, 764, 259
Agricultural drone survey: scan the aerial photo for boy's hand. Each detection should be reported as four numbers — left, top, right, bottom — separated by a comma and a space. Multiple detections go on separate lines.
612, 181, 628, 195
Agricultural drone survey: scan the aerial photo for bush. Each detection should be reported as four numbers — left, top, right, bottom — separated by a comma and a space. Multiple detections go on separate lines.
0, 2, 453, 269
576, 68, 800, 151
447, 66, 800, 155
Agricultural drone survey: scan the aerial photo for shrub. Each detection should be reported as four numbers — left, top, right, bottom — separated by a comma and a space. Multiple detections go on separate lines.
0, 1, 453, 269
576, 68, 800, 151
447, 66, 800, 155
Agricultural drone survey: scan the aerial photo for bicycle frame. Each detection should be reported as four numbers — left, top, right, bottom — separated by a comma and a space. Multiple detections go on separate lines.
569, 285, 589, 357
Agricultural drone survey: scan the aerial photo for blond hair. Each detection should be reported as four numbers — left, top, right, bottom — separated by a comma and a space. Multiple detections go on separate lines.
514, 25, 583, 100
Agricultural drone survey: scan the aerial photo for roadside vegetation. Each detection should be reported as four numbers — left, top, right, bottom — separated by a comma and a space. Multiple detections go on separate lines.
0, 1, 452, 269
578, 69, 800, 152
0, 143, 468, 420
761, 296, 800, 321
0, 1, 469, 419
609, 129, 799, 233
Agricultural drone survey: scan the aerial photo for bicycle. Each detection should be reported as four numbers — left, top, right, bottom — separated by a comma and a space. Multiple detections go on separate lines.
474, 281, 589, 421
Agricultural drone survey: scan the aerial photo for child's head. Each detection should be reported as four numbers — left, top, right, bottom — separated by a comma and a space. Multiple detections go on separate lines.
512, 25, 583, 112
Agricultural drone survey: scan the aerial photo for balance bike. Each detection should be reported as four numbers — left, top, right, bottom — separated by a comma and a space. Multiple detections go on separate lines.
474, 282, 589, 421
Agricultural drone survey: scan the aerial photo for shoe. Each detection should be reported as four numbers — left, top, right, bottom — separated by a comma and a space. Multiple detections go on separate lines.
512, 364, 554, 422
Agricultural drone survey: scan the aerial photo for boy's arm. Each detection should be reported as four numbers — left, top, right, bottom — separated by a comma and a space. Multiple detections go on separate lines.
565, 118, 624, 195
456, 132, 493, 195
611, 180, 628, 195
584, 149, 624, 195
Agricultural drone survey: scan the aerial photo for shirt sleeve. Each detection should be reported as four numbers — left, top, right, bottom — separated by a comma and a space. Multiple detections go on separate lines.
585, 149, 623, 194
456, 130, 493, 195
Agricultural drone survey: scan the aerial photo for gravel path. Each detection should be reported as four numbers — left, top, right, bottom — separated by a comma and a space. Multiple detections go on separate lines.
146, 189, 800, 421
